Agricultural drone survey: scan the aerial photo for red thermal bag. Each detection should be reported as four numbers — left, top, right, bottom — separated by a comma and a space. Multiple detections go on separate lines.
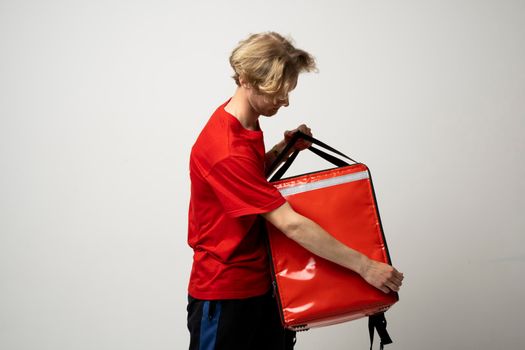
265, 132, 398, 346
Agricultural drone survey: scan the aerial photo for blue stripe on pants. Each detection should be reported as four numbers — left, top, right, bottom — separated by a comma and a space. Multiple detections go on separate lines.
199, 301, 221, 350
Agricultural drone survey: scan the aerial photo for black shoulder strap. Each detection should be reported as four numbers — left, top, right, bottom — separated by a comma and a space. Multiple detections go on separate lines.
369, 312, 393, 350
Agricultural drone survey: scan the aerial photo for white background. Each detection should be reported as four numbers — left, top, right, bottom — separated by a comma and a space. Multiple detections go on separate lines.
1, 0, 524, 349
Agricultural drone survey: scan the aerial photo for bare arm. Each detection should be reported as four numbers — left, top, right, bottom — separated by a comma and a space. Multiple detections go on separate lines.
262, 202, 404, 293
265, 138, 289, 172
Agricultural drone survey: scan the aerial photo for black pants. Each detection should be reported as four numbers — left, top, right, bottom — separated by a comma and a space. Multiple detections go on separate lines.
187, 290, 296, 350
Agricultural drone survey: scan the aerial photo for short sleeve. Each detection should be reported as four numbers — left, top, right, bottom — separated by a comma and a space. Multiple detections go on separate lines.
205, 156, 286, 217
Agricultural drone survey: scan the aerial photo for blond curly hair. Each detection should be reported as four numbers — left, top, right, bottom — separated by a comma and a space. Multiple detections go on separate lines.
229, 32, 317, 101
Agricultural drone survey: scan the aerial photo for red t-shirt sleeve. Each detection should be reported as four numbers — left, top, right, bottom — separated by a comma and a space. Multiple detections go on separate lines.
205, 155, 286, 217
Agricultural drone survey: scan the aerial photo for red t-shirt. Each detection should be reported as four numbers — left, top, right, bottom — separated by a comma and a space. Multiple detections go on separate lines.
187, 99, 286, 300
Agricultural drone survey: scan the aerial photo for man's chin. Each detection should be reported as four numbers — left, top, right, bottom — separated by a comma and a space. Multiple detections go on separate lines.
262, 109, 279, 117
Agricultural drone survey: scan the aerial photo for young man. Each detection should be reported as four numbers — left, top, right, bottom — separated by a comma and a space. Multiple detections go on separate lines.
187, 32, 404, 350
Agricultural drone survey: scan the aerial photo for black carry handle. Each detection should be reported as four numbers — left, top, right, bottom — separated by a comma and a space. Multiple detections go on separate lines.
267, 131, 359, 181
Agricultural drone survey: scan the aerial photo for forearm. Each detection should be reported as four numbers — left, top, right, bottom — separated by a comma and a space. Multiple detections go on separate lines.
287, 215, 369, 274
263, 203, 403, 293
264, 204, 369, 274
265, 139, 290, 171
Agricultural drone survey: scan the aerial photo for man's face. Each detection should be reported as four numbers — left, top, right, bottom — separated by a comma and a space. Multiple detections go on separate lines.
247, 90, 290, 117
242, 76, 297, 117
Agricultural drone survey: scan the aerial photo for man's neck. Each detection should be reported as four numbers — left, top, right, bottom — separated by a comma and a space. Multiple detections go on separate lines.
224, 87, 260, 131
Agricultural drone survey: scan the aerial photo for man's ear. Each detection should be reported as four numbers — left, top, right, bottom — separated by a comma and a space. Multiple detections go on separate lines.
239, 76, 251, 89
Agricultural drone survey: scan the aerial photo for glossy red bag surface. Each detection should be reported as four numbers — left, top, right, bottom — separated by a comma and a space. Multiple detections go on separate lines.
266, 163, 398, 330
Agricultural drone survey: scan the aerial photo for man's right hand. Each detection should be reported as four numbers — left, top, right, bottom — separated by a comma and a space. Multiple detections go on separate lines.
359, 258, 404, 294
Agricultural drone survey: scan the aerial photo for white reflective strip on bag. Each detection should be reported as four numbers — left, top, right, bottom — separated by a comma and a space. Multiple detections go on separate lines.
278, 171, 370, 196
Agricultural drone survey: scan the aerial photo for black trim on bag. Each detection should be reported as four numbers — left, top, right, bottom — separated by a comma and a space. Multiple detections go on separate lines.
367, 169, 395, 270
